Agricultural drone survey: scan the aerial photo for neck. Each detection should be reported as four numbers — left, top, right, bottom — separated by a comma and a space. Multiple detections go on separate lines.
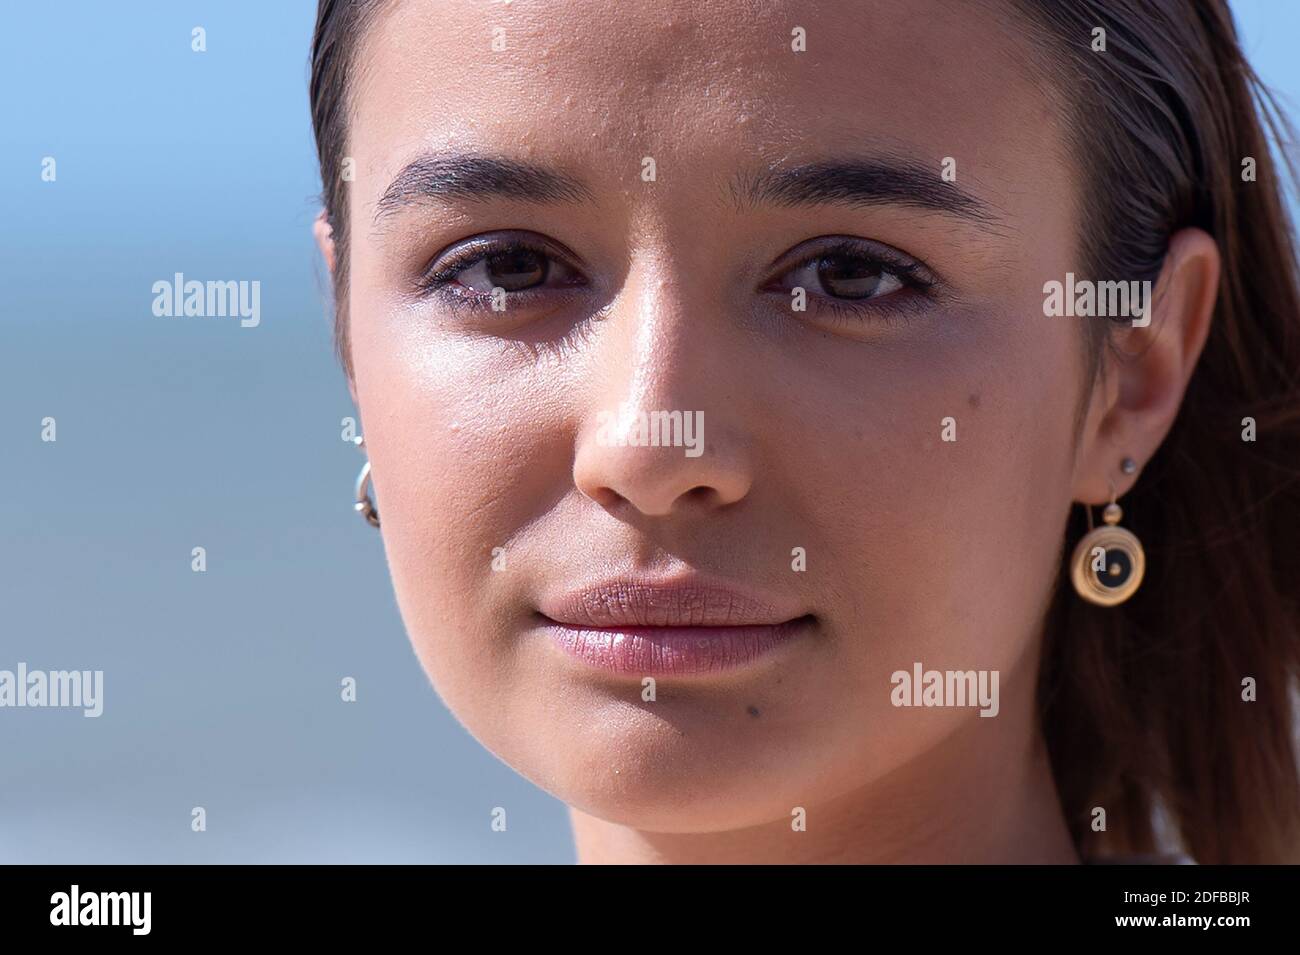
568, 660, 1079, 864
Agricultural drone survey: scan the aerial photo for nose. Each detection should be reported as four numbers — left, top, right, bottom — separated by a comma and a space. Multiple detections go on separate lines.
574, 409, 752, 516
572, 270, 754, 518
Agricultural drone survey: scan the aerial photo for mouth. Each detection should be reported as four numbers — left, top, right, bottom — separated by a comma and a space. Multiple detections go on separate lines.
536, 576, 815, 676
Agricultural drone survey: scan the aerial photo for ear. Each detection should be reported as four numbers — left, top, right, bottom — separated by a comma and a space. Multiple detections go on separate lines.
1072, 228, 1220, 504
313, 209, 359, 404
314, 209, 337, 274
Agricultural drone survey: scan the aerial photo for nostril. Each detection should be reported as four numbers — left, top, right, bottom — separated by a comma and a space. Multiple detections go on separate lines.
588, 486, 624, 509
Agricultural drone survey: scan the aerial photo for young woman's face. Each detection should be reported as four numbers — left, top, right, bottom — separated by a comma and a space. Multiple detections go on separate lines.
341, 0, 1089, 831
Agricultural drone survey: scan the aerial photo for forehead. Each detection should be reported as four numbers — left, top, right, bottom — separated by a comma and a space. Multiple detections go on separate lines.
348, 0, 1065, 212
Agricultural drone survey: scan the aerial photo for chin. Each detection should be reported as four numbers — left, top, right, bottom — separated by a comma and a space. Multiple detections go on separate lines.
496, 688, 848, 833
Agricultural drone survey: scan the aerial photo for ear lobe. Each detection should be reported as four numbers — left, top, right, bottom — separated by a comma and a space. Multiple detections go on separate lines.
314, 210, 337, 274
1070, 228, 1220, 505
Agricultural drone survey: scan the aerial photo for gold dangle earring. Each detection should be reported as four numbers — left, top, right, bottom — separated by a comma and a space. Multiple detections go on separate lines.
353, 435, 380, 529
1070, 458, 1144, 606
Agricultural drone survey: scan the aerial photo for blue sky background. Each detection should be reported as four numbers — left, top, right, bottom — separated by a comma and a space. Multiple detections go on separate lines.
1, 0, 1296, 863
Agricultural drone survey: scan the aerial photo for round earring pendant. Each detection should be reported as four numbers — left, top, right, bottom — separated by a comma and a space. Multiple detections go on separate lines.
1070, 525, 1145, 606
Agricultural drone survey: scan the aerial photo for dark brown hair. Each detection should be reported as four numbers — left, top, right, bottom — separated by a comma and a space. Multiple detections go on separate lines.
309, 0, 386, 381
1013, 0, 1300, 863
309, 0, 1300, 862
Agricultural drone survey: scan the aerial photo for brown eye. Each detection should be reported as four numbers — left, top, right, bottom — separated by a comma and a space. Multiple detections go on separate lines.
423, 237, 583, 299
815, 254, 893, 299
770, 240, 918, 307
763, 237, 940, 329
483, 248, 547, 291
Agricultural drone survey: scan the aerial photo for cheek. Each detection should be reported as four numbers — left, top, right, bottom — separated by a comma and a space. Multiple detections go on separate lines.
344, 292, 574, 698
752, 311, 1085, 784
781, 307, 1084, 674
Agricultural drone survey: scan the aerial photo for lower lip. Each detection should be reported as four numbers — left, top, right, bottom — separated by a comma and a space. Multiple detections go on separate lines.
539, 617, 812, 676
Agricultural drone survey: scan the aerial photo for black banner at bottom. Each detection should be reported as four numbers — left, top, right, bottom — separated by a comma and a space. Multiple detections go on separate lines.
0, 863, 1290, 940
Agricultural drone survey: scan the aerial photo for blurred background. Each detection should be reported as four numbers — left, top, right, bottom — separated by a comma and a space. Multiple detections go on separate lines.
1, 0, 1296, 863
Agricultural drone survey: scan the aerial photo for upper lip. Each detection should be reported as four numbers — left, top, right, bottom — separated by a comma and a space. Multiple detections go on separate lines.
538, 575, 807, 629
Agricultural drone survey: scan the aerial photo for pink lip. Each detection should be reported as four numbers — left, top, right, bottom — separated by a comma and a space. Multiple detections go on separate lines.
537, 577, 813, 675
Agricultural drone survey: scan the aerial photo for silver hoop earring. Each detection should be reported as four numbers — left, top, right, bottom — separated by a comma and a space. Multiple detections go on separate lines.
353, 436, 379, 528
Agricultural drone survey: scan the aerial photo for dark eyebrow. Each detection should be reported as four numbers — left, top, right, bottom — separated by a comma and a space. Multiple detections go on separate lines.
732, 156, 1000, 228
373, 153, 595, 224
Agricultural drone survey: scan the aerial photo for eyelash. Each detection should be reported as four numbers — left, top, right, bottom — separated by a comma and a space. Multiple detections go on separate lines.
415, 235, 939, 324
766, 238, 938, 327
413, 236, 581, 316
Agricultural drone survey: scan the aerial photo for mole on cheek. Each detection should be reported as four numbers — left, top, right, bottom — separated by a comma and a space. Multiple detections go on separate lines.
747, 705, 760, 718
968, 393, 981, 410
